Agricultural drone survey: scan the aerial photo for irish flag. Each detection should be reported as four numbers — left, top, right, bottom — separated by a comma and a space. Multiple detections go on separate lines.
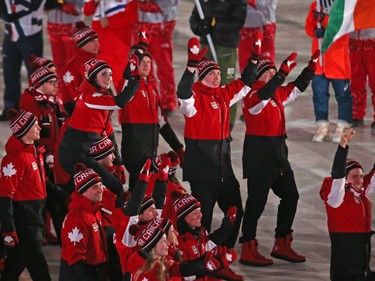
321, 0, 375, 52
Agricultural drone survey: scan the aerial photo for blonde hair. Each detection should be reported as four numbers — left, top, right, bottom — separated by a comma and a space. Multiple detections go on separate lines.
134, 248, 168, 281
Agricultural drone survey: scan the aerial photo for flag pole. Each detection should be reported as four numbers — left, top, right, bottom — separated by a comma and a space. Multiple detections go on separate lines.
194, 0, 218, 63
316, 0, 323, 66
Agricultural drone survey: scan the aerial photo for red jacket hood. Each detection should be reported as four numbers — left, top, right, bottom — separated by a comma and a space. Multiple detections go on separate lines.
5, 135, 36, 156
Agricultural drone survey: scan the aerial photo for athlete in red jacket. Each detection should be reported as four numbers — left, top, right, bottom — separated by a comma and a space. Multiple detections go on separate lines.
58, 57, 139, 197
120, 50, 183, 192
59, 164, 108, 281
240, 51, 318, 266
177, 35, 260, 248
319, 128, 375, 281
0, 110, 51, 281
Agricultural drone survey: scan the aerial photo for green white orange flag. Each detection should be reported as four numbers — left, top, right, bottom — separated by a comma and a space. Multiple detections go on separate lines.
321, 0, 375, 53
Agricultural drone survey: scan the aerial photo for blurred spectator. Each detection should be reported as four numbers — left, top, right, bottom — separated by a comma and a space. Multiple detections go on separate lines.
83, 0, 138, 93
349, 28, 375, 129
305, 0, 352, 143
138, 0, 179, 115
0, 0, 46, 121
45, 0, 85, 69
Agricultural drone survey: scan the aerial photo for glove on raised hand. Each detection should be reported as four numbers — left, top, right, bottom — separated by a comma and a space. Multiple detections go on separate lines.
129, 55, 141, 81
137, 25, 151, 52
313, 10, 326, 23
187, 37, 208, 68
251, 30, 263, 61
278, 52, 298, 79
226, 206, 237, 223
158, 157, 171, 182
3, 231, 19, 247
307, 49, 320, 72
314, 27, 325, 38
139, 159, 151, 183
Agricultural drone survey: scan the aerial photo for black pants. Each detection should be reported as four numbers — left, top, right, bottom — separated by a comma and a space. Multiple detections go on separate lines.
1, 229, 51, 281
240, 169, 299, 242
189, 175, 243, 248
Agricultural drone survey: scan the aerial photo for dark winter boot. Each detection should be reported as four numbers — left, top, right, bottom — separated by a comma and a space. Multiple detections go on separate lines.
239, 240, 273, 266
270, 234, 306, 263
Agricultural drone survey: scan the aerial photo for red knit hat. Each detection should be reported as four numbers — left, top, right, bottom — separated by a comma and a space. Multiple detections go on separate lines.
257, 59, 276, 79
88, 136, 115, 160
129, 218, 169, 253
30, 67, 58, 88
346, 159, 363, 176
197, 57, 220, 80
7, 109, 37, 139
171, 191, 201, 220
73, 163, 102, 194
84, 58, 111, 80
74, 22, 98, 48
29, 54, 54, 72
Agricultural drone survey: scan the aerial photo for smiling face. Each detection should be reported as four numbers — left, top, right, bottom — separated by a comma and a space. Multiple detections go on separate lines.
184, 208, 202, 229
95, 68, 112, 89
82, 182, 104, 203
346, 168, 364, 192
201, 69, 221, 88
139, 55, 152, 78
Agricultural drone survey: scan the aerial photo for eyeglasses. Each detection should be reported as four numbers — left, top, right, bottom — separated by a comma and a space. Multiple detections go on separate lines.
46, 80, 59, 86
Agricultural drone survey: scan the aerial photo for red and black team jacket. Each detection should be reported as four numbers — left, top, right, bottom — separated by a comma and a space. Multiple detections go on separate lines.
57, 48, 97, 113
60, 191, 107, 280
119, 76, 183, 174
320, 146, 375, 234
241, 78, 305, 178
177, 225, 216, 281
177, 70, 251, 182
69, 81, 119, 135
319, 144, 375, 278
0, 135, 47, 234
19, 87, 65, 153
